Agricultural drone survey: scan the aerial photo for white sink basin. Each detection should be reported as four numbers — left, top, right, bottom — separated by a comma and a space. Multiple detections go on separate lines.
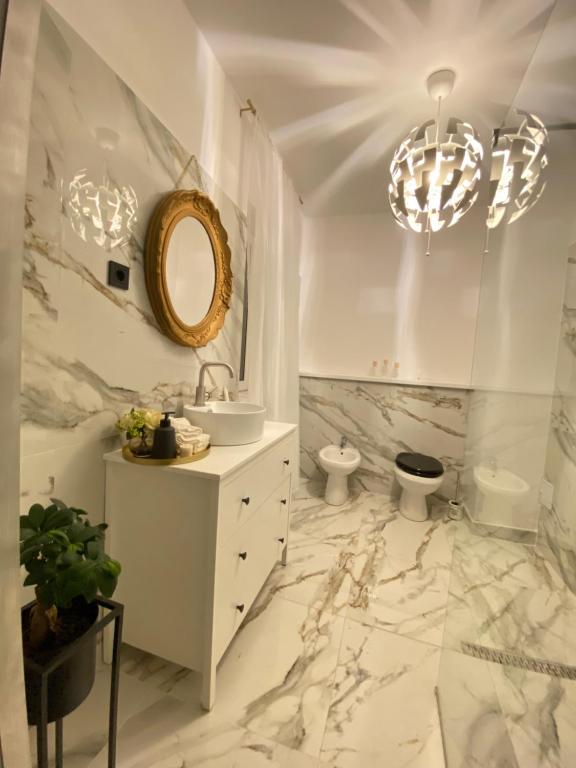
474, 466, 530, 500
183, 402, 266, 446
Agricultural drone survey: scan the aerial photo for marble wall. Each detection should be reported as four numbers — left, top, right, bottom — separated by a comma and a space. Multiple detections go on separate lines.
20, 8, 247, 522
542, 243, 576, 592
299, 375, 469, 500
0, 1, 41, 765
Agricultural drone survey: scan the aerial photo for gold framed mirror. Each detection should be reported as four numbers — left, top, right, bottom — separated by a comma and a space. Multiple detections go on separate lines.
145, 189, 233, 347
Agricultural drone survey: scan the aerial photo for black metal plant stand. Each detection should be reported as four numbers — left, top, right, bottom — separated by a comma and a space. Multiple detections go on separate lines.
23, 597, 124, 768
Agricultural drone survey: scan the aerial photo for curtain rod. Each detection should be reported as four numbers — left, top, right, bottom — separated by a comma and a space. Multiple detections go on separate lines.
239, 98, 304, 206
239, 99, 256, 117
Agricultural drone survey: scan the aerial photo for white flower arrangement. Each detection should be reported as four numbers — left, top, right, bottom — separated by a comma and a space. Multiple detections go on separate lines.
115, 408, 162, 439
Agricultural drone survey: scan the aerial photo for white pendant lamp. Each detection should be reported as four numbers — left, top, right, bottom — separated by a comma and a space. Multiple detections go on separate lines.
388, 69, 483, 254
487, 110, 548, 229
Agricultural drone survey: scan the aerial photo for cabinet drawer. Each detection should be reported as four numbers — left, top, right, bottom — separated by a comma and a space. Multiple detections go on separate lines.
214, 479, 290, 660
218, 431, 296, 542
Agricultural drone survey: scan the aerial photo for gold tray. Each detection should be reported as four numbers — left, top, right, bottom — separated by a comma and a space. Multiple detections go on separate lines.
121, 444, 210, 466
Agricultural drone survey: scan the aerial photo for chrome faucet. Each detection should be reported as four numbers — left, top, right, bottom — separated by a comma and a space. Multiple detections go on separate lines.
340, 435, 348, 450
487, 456, 498, 475
195, 362, 235, 406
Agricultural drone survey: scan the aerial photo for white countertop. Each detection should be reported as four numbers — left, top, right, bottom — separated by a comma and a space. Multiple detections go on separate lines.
104, 421, 297, 481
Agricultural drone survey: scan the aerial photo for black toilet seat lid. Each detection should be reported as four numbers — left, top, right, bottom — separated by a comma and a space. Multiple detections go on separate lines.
395, 452, 444, 478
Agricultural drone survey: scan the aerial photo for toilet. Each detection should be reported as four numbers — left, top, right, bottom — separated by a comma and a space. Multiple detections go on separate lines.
394, 452, 444, 522
318, 443, 361, 506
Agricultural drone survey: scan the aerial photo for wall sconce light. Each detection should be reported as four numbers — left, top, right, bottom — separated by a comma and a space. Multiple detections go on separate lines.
64, 169, 138, 250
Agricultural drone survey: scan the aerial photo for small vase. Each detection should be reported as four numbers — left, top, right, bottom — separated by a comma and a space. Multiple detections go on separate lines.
128, 434, 151, 457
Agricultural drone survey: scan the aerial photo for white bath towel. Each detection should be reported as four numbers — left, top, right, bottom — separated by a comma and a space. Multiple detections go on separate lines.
178, 433, 210, 455
193, 433, 210, 453
172, 417, 202, 437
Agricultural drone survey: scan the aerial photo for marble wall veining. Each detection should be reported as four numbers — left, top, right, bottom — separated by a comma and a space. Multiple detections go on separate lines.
0, 0, 41, 764
542, 243, 576, 592
21, 8, 247, 521
299, 375, 470, 499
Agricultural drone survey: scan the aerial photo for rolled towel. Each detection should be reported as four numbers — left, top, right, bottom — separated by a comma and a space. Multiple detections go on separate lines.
193, 433, 210, 453
172, 417, 202, 436
176, 431, 210, 451
176, 432, 196, 448
177, 430, 203, 443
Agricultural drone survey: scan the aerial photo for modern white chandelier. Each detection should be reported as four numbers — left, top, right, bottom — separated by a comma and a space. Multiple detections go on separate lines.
388, 70, 549, 252
388, 69, 483, 253
487, 110, 548, 229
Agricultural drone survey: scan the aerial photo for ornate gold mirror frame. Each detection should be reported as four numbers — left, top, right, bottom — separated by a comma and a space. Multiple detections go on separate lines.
145, 189, 233, 347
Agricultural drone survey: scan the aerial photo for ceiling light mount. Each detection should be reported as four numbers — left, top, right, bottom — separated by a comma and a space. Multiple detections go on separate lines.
426, 69, 456, 102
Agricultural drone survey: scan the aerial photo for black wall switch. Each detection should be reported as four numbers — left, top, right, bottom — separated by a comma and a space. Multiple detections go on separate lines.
107, 260, 130, 290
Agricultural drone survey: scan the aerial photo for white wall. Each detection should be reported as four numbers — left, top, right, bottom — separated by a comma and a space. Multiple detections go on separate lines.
47, 0, 245, 210
471, 135, 572, 395
299, 206, 485, 387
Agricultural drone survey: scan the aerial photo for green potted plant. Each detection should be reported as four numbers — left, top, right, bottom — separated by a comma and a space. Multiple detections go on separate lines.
20, 499, 121, 724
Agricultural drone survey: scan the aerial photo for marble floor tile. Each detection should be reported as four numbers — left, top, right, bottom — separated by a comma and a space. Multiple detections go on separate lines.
346, 502, 457, 646
214, 596, 345, 759
90, 699, 319, 768
29, 490, 576, 768
289, 487, 381, 547
29, 654, 168, 767
259, 537, 357, 616
438, 647, 576, 768
491, 663, 576, 768
437, 649, 520, 768
120, 645, 203, 705
320, 621, 444, 768
451, 528, 567, 592
444, 532, 576, 664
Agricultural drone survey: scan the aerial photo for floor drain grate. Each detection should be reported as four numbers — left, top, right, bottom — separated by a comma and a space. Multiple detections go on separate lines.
461, 642, 576, 680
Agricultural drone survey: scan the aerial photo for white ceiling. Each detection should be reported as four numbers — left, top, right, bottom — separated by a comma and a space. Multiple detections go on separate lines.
185, 0, 573, 216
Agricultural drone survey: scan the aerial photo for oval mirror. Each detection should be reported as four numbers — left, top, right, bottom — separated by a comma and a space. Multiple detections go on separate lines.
165, 217, 215, 326
145, 190, 232, 347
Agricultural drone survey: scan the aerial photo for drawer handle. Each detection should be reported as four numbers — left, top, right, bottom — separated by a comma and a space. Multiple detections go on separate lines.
241, 496, 250, 505
239, 551, 247, 561
236, 603, 245, 613
283, 459, 290, 466
281, 498, 287, 505
277, 537, 285, 544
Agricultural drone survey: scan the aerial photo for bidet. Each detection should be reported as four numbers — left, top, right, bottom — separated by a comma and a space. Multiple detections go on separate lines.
473, 464, 530, 528
318, 442, 361, 505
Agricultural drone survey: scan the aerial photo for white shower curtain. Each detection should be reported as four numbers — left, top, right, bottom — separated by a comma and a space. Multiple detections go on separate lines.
241, 114, 302, 424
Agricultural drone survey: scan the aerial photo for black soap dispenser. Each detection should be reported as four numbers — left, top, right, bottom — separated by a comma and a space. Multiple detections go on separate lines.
151, 411, 177, 459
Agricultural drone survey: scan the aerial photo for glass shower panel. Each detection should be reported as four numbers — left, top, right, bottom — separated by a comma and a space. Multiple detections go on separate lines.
462, 124, 574, 537
438, 0, 576, 764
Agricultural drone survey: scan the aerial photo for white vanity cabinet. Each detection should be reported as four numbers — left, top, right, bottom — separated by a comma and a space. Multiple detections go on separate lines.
103, 421, 297, 710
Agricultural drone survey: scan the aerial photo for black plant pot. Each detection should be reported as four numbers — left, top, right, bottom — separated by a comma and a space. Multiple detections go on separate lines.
23, 600, 99, 725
